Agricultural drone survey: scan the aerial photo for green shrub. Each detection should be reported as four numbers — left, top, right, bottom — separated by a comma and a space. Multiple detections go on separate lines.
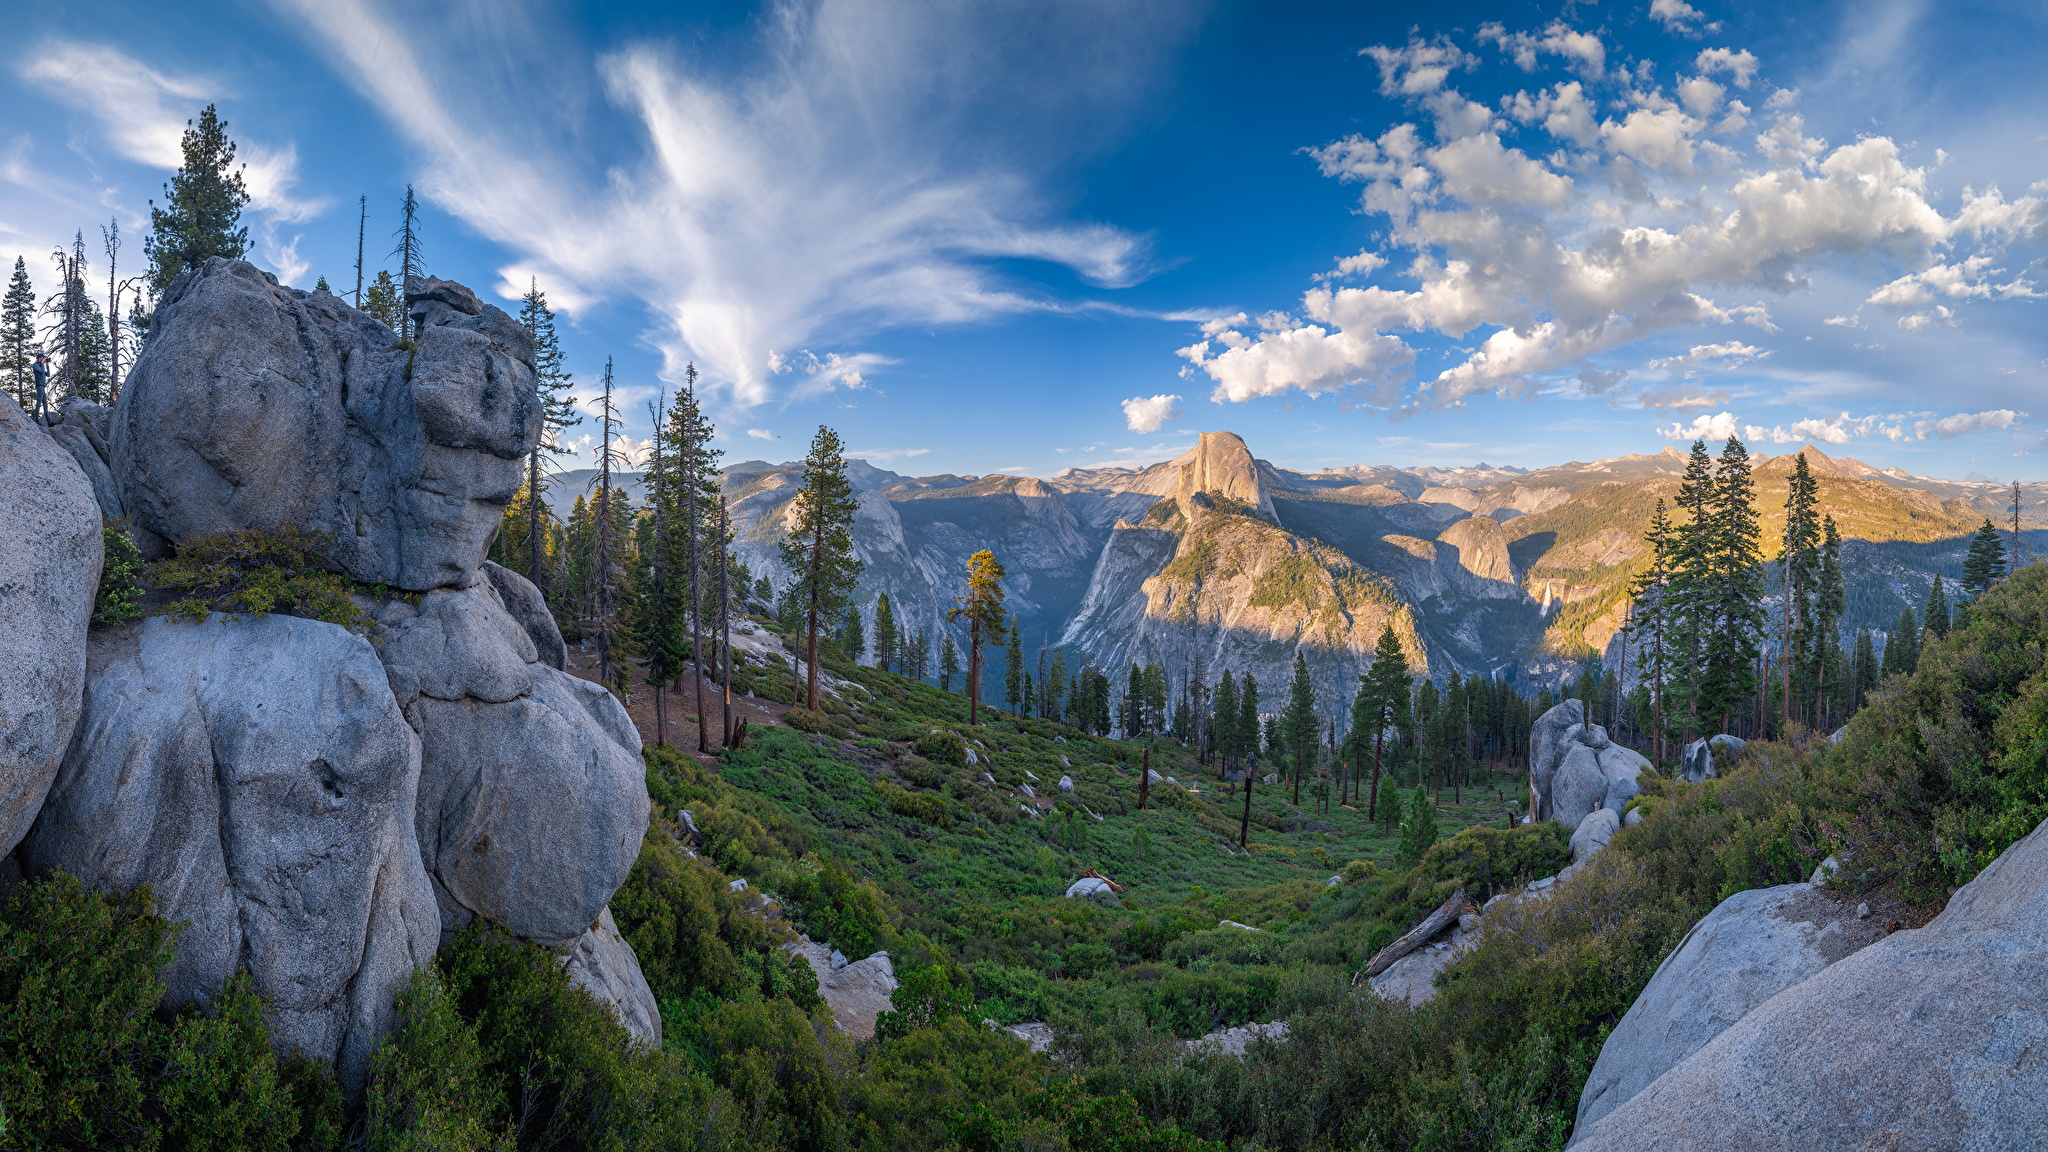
93, 521, 144, 627
0, 873, 339, 1150
154, 526, 369, 632
874, 963, 975, 1040
782, 706, 837, 735
897, 755, 949, 790
432, 925, 714, 1150
876, 780, 954, 828
915, 728, 970, 767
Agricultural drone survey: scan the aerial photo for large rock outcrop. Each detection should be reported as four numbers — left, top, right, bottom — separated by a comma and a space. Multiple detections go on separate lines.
1174, 431, 1278, 522
22, 614, 440, 1090
482, 560, 568, 670
1571, 818, 2048, 1151
1529, 702, 1647, 825
114, 260, 539, 590
1569, 883, 1885, 1142
10, 266, 658, 1087
562, 908, 662, 1048
376, 583, 648, 946
1435, 514, 1518, 598
0, 391, 102, 859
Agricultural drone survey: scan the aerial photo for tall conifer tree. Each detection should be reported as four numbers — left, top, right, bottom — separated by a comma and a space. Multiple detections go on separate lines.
515, 281, 580, 590
1924, 574, 1951, 640
949, 552, 1007, 725
939, 633, 960, 693
1, 258, 36, 410
144, 105, 249, 297
779, 426, 863, 710
872, 594, 899, 673
1780, 454, 1821, 730
1963, 519, 2007, 597
1281, 651, 1318, 806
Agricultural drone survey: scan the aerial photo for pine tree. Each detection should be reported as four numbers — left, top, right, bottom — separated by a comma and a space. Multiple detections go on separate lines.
1004, 617, 1025, 712
1397, 787, 1438, 864
1963, 519, 2007, 598
631, 401, 684, 745
144, 105, 250, 297
1812, 516, 1845, 729
1237, 676, 1261, 776
1, 258, 36, 411
948, 552, 1007, 725
902, 628, 929, 682
1698, 437, 1766, 732
1666, 440, 1719, 731
1924, 574, 1951, 641
1630, 498, 1675, 764
870, 594, 897, 673
515, 281, 581, 591
1780, 453, 1821, 731
940, 633, 960, 693
1884, 606, 1920, 679
1281, 651, 1318, 806
1236, 674, 1261, 850
658, 365, 723, 751
778, 426, 864, 710
1354, 623, 1411, 822
362, 270, 402, 329
393, 185, 423, 343
839, 604, 866, 661
1213, 670, 1239, 780
1044, 649, 1068, 722
1851, 629, 1877, 714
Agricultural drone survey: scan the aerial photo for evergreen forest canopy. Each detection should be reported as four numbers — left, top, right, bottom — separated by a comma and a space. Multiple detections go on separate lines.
13, 100, 2048, 1151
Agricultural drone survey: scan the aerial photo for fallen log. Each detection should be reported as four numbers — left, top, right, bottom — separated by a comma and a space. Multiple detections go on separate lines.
1355, 889, 1471, 984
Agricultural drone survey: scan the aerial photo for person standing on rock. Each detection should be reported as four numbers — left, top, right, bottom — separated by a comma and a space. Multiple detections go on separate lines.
31, 353, 49, 422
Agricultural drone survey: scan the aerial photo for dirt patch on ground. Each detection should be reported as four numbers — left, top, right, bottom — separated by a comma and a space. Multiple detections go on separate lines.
563, 648, 791, 763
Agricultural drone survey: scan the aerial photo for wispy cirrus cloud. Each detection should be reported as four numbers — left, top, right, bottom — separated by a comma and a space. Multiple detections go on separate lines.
266, 0, 1196, 409
21, 43, 323, 222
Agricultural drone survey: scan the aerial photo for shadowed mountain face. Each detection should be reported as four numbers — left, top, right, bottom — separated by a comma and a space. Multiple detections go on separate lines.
563, 432, 2044, 709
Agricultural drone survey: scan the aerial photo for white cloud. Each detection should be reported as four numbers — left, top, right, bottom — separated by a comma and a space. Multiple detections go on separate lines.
1915, 409, 2021, 439
1315, 250, 1388, 281
1175, 25, 2048, 417
1647, 341, 1767, 369
1650, 0, 1718, 37
1638, 386, 1729, 410
1361, 37, 1477, 97
844, 447, 931, 461
1659, 410, 1740, 440
770, 349, 894, 396
269, 0, 1185, 408
1476, 21, 1605, 78
1695, 47, 1759, 87
1121, 392, 1184, 433
746, 428, 775, 440
22, 41, 323, 223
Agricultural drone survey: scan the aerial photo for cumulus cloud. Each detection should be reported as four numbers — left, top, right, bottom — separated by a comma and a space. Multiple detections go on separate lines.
1121, 392, 1184, 433
746, 428, 775, 440
269, 0, 1191, 407
1174, 19, 2047, 418
1650, 0, 1719, 37
1694, 47, 1759, 87
1477, 21, 1605, 78
1660, 410, 1740, 440
1915, 409, 2021, 439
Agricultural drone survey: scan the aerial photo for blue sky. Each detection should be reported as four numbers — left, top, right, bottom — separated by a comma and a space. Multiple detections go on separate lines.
5, 0, 2046, 481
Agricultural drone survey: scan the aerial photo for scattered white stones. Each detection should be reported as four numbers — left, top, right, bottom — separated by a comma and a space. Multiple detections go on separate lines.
1187, 1021, 1288, 1057
1057, 775, 1074, 792
1065, 877, 1116, 898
